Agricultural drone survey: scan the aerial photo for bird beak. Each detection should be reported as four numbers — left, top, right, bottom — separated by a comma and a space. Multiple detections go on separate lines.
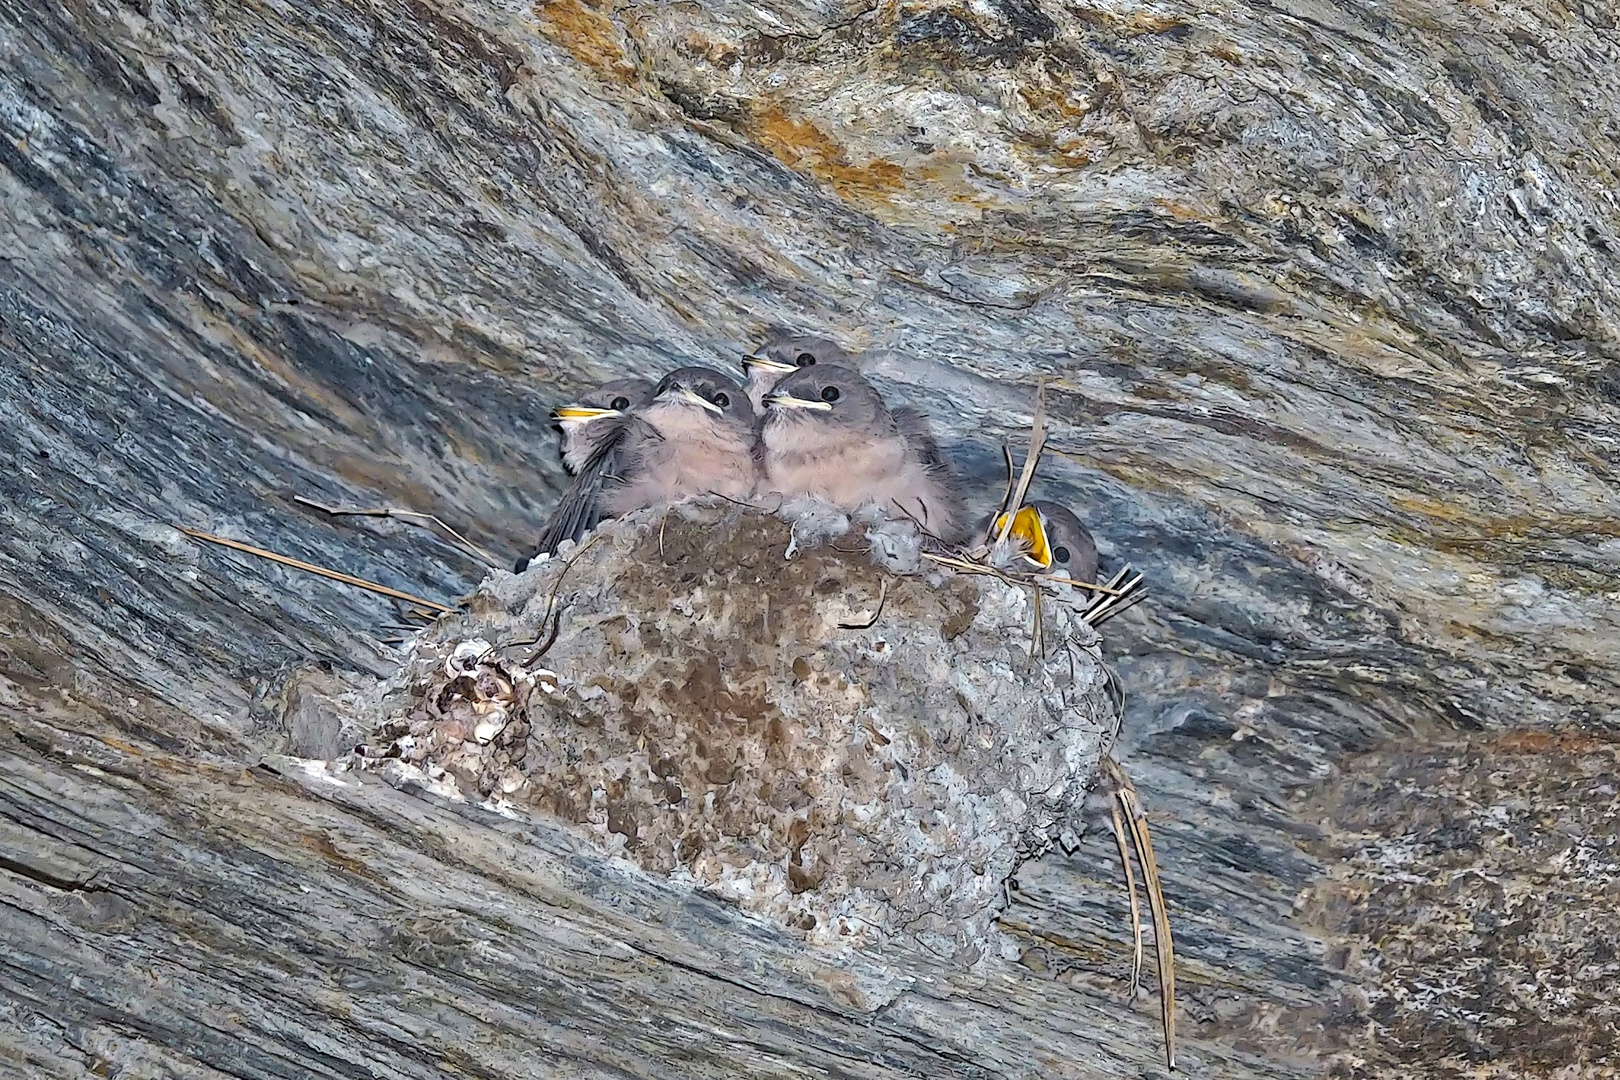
994, 506, 1052, 569
742, 355, 796, 377
552, 406, 618, 422
764, 392, 833, 412
663, 385, 723, 414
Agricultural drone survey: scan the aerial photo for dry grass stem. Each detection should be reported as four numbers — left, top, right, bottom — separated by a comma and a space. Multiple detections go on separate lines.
175, 526, 456, 615
1111, 796, 1146, 994
293, 495, 497, 566
920, 551, 1131, 597
1105, 756, 1177, 1071
1029, 584, 1046, 661
996, 381, 1047, 545
1082, 566, 1148, 627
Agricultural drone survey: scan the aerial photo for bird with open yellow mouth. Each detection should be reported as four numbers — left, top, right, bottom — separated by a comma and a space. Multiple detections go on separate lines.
987, 500, 1099, 583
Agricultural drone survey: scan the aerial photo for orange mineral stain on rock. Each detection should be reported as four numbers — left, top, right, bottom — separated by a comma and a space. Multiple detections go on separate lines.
1073, 6, 1187, 36
534, 0, 630, 78
1155, 197, 1215, 221
1491, 729, 1620, 755
750, 105, 910, 206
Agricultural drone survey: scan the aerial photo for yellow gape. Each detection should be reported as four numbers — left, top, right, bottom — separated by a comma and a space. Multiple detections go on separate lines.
993, 505, 1052, 569
552, 406, 618, 420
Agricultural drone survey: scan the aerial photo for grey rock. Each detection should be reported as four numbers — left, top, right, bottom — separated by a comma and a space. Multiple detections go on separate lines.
0, 0, 1617, 1075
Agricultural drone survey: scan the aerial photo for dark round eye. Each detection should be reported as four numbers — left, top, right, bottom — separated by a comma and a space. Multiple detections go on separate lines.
610, 396, 630, 410
712, 392, 730, 408
1053, 545, 1071, 564
820, 386, 840, 402
796, 352, 817, 367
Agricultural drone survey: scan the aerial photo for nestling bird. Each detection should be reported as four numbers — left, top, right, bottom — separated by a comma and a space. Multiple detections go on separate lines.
600, 366, 757, 515
741, 334, 850, 413
986, 500, 1100, 583
757, 365, 967, 543
552, 378, 655, 475
518, 367, 756, 568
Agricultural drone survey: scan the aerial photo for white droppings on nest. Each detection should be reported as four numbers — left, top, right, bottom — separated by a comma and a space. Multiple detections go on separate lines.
360, 501, 1115, 962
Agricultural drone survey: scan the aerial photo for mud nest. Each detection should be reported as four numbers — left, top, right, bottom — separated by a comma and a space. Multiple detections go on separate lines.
358, 502, 1116, 958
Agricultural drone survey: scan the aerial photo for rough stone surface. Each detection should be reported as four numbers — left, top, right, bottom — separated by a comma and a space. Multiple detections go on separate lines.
3, 0, 1620, 1075
363, 504, 1111, 958
1304, 731, 1620, 1077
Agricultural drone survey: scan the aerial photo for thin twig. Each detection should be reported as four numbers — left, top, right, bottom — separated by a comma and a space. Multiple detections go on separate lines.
293, 495, 497, 566
489, 533, 605, 664
522, 607, 566, 663
537, 533, 603, 640
887, 497, 947, 546
175, 526, 455, 614
387, 596, 440, 624
837, 580, 888, 630
997, 442, 1018, 523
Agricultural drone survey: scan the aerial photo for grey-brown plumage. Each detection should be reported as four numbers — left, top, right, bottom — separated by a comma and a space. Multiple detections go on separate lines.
741, 334, 850, 413
518, 367, 756, 569
600, 366, 757, 515
757, 364, 966, 543
553, 378, 655, 475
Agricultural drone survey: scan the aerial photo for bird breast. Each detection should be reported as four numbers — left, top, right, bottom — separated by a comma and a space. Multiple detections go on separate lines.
604, 404, 756, 515
760, 422, 916, 508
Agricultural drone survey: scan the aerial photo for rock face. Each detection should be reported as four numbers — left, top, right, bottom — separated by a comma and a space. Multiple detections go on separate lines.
365, 505, 1112, 959
3, 0, 1620, 1076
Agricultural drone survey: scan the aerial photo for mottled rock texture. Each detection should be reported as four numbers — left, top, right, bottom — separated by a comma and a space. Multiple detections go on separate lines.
2, 0, 1618, 1076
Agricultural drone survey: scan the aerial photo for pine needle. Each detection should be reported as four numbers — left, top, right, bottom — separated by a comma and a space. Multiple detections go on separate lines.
175, 526, 456, 615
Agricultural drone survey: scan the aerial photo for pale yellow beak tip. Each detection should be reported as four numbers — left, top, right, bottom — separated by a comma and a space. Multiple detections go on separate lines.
553, 406, 616, 421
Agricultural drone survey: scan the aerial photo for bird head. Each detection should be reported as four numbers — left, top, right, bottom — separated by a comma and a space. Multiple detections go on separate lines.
742, 334, 847, 386
654, 366, 755, 428
762, 364, 888, 433
552, 378, 655, 425
992, 500, 1098, 581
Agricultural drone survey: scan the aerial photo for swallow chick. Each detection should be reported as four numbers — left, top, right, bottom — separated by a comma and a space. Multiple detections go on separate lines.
741, 334, 851, 413
986, 499, 1100, 583
517, 367, 756, 568
601, 365, 758, 516
758, 364, 967, 543
552, 378, 655, 475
